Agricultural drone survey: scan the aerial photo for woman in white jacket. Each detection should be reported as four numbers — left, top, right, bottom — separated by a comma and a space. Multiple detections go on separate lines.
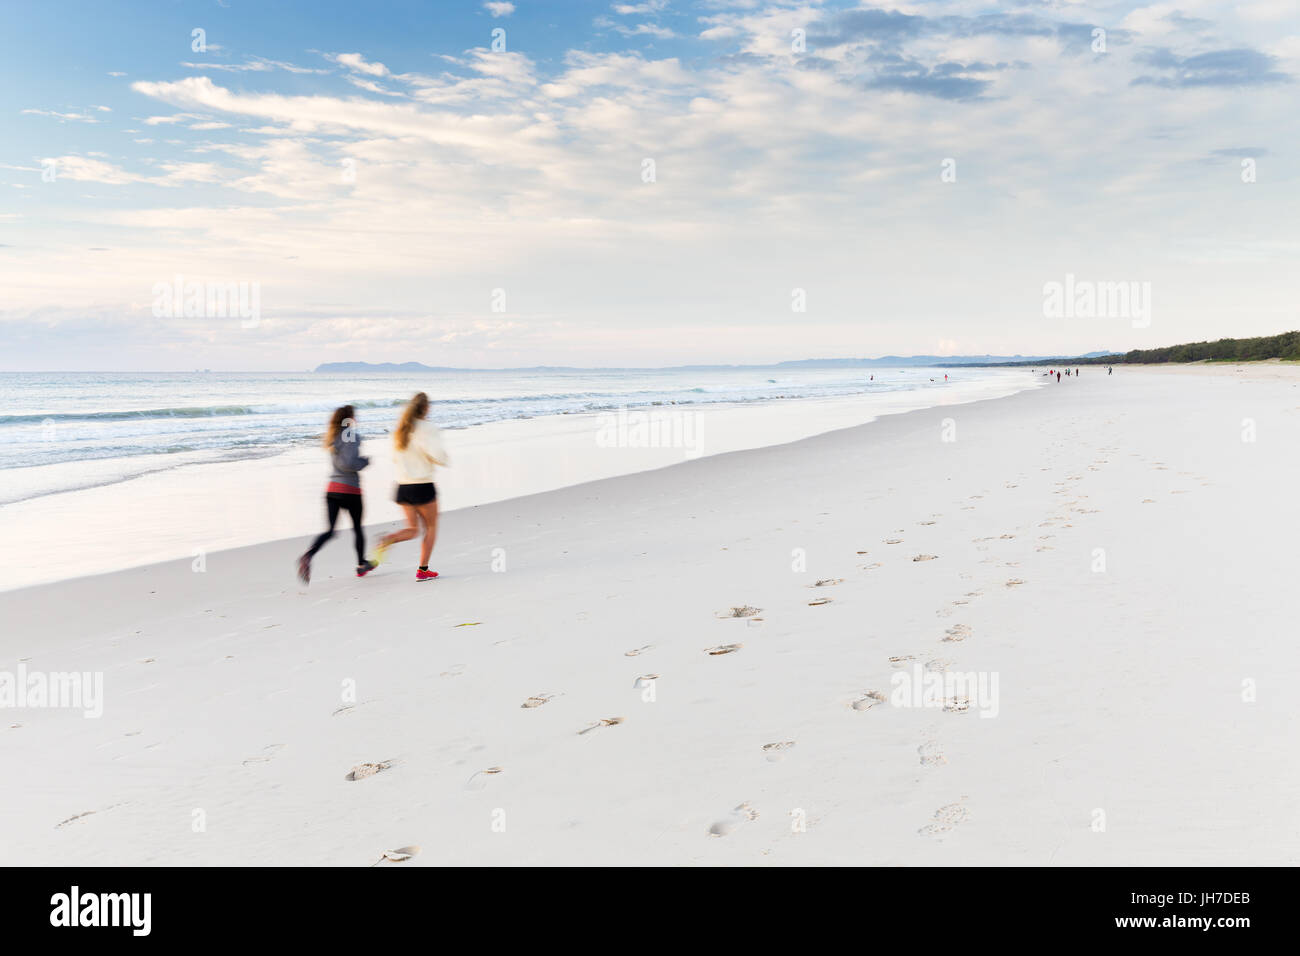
373, 392, 449, 581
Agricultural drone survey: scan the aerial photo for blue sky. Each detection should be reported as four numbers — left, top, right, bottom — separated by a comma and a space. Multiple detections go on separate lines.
1, 0, 1296, 370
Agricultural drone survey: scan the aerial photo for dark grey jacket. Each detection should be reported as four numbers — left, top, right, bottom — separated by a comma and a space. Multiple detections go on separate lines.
327, 432, 369, 492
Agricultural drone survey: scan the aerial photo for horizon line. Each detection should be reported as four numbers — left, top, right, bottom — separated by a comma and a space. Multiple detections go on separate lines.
0, 350, 1118, 375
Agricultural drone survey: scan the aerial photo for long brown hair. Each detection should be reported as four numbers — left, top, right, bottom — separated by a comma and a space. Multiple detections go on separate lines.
323, 404, 356, 448
394, 392, 429, 451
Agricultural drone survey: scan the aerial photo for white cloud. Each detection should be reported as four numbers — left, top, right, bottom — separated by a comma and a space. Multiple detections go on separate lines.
143, 113, 204, 125
613, 1, 668, 13
331, 52, 390, 76
38, 156, 147, 184
618, 23, 675, 38
346, 76, 405, 97
484, 1, 515, 17
20, 109, 99, 123
180, 57, 329, 74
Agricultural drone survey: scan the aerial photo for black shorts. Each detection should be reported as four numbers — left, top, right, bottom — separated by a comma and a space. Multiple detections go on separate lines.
395, 482, 436, 506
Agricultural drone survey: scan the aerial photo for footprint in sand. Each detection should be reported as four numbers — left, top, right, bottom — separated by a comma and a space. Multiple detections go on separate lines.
718, 606, 761, 619
918, 740, 947, 767
54, 802, 124, 830
925, 658, 952, 674
912, 554, 938, 562
885, 538, 903, 545
942, 697, 972, 714
242, 744, 285, 766
440, 664, 467, 678
809, 578, 843, 587
851, 691, 887, 711
1142, 498, 1156, 504
705, 643, 743, 656
1005, 578, 1027, 588
889, 654, 919, 668
370, 845, 421, 866
708, 802, 759, 837
347, 759, 395, 781
919, 520, 936, 526
521, 694, 554, 709
762, 741, 796, 762
919, 801, 970, 837
624, 645, 654, 657
858, 562, 883, 572
463, 766, 504, 790
943, 624, 970, 643
633, 674, 659, 688
808, 597, 833, 606
578, 717, 624, 735
55, 810, 97, 830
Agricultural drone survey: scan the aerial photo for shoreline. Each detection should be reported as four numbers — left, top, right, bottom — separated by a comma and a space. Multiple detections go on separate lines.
0, 372, 1038, 592
4, 364, 1298, 865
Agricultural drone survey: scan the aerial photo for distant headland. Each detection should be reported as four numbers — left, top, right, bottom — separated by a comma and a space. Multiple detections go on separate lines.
314, 353, 1116, 374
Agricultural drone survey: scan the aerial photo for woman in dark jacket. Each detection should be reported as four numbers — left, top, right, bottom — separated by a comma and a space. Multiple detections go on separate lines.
297, 405, 376, 584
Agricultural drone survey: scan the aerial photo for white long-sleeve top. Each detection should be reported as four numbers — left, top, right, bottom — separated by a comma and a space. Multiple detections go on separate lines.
392, 419, 449, 484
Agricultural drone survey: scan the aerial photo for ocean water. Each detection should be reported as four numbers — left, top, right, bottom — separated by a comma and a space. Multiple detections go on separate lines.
0, 366, 1021, 506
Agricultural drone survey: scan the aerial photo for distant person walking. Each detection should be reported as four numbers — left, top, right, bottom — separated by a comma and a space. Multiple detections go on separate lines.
298, 405, 375, 584
373, 392, 449, 581
1057, 371, 1061, 382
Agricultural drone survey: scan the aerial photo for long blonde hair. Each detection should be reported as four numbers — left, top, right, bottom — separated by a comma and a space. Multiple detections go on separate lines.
394, 392, 429, 451
323, 405, 355, 448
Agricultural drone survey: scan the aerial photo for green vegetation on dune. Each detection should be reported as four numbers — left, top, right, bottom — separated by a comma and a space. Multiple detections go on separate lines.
1075, 332, 1300, 365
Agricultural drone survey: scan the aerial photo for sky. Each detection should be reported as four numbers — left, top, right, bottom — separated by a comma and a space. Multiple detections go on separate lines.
0, 0, 1296, 370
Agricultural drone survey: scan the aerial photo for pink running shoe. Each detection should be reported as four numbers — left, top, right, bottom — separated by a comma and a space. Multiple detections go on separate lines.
415, 569, 439, 582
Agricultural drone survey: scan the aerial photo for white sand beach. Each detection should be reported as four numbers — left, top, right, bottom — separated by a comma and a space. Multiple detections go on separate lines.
2, 365, 1297, 866
0, 372, 1031, 592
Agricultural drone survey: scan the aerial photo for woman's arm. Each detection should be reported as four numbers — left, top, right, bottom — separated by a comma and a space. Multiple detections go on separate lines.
420, 422, 449, 466
338, 434, 370, 471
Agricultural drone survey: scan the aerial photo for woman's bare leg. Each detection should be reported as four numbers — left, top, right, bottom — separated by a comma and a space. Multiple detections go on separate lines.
380, 504, 419, 550
418, 500, 439, 566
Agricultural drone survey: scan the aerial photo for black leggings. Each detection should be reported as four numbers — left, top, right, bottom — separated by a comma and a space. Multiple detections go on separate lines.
306, 492, 365, 564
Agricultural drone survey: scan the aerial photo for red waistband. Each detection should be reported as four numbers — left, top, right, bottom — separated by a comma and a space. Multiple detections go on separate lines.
326, 482, 361, 495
